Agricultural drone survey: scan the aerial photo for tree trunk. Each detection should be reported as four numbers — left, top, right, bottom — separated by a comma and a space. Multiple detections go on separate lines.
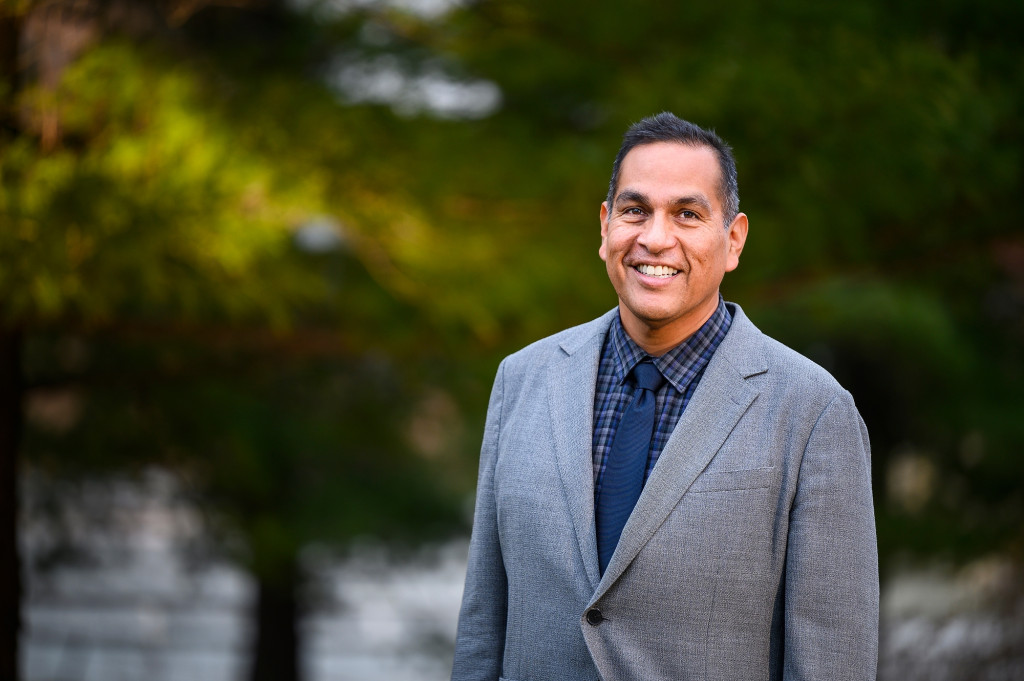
0, 6, 22, 135
250, 559, 302, 681
0, 3, 25, 672
0, 6, 25, 676
0, 328, 24, 681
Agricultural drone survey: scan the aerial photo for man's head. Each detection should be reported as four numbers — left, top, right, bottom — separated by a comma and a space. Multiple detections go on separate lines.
606, 112, 739, 226
599, 114, 748, 355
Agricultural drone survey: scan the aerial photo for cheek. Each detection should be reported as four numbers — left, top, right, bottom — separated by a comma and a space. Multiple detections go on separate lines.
603, 229, 634, 258
682, 249, 708, 272
690, 236, 727, 270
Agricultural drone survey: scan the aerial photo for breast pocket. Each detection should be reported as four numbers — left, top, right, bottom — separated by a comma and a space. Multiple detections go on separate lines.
689, 466, 774, 493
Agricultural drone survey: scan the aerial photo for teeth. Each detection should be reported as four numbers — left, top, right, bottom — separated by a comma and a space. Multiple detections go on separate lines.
637, 264, 679, 277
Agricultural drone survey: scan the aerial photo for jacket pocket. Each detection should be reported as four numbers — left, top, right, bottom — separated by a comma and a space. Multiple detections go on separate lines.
689, 466, 773, 493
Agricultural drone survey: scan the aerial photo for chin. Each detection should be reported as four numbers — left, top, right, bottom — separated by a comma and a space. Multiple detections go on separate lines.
624, 307, 679, 330
628, 297, 685, 322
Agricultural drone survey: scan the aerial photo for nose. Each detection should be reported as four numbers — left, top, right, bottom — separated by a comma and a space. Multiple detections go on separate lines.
636, 211, 674, 253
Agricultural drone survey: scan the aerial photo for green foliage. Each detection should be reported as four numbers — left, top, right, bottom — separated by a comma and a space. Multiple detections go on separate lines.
22, 330, 466, 581
5, 3, 475, 597
6, 0, 1024, 578
2, 41, 321, 327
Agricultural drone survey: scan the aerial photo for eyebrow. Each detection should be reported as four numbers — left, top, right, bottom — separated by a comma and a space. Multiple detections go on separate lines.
614, 190, 650, 208
614, 190, 713, 215
672, 194, 713, 214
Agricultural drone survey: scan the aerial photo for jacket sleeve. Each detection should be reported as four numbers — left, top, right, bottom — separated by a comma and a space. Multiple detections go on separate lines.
450, 360, 508, 681
784, 389, 879, 680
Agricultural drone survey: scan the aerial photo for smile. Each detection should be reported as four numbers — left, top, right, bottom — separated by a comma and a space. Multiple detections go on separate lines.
634, 264, 679, 278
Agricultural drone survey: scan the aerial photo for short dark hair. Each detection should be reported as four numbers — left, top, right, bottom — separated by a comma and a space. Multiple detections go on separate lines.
606, 112, 739, 225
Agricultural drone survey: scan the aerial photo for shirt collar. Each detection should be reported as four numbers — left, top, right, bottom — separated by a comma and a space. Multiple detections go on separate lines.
609, 295, 731, 392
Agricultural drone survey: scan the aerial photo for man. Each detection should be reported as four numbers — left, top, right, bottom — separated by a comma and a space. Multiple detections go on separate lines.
451, 113, 878, 681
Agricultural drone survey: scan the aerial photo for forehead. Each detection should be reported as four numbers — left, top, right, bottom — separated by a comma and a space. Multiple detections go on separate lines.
617, 142, 722, 207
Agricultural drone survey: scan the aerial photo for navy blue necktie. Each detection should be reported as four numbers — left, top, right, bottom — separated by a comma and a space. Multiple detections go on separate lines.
596, 360, 664, 575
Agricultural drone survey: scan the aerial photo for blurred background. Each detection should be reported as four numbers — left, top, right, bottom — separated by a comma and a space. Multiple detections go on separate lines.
1, 0, 1022, 679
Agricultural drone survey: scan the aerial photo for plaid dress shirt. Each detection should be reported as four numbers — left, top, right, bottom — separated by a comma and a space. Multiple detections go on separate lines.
592, 297, 732, 498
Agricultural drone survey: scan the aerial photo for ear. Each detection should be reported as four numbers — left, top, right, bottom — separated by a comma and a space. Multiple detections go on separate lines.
724, 212, 748, 272
599, 201, 610, 262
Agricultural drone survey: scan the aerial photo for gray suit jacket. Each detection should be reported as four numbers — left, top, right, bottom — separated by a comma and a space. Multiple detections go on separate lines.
451, 303, 878, 681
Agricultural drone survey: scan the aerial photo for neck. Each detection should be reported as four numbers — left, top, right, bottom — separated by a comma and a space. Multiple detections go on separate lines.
619, 299, 719, 356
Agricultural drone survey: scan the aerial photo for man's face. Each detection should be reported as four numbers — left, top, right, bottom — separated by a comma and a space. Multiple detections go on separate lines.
599, 142, 748, 351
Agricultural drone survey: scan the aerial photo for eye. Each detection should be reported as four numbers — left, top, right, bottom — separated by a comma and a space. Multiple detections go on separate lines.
623, 206, 646, 217
679, 210, 698, 220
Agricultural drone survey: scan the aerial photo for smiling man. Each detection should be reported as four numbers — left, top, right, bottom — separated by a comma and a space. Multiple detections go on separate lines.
451, 113, 879, 681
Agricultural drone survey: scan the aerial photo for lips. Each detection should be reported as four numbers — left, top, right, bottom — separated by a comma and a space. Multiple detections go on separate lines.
634, 264, 680, 278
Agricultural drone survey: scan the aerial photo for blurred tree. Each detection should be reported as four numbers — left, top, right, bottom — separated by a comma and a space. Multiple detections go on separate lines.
2, 1, 474, 679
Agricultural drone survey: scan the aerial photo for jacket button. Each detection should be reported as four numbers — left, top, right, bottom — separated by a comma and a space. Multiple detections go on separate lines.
585, 608, 604, 625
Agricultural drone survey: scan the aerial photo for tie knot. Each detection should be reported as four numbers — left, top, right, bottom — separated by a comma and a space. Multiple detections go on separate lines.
631, 361, 664, 392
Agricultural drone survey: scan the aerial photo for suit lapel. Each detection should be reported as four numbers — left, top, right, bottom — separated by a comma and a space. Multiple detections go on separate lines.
548, 311, 616, 590
595, 306, 768, 592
